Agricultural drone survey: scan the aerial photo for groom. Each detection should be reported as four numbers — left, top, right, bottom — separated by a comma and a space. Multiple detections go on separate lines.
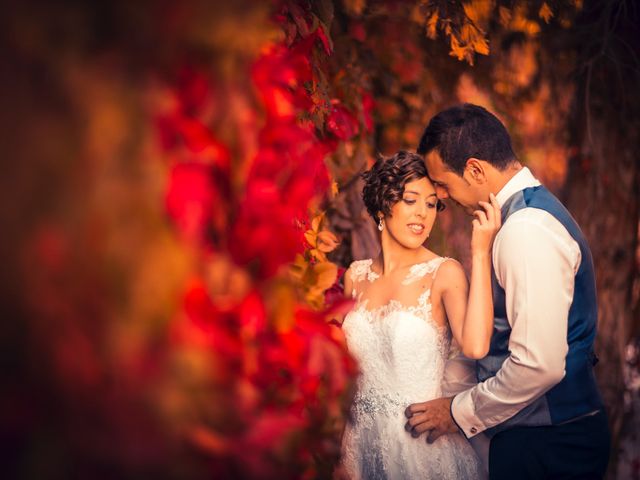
406, 104, 610, 479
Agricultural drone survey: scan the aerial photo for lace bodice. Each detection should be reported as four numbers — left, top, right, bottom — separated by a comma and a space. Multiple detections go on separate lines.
341, 257, 484, 479
344, 257, 451, 412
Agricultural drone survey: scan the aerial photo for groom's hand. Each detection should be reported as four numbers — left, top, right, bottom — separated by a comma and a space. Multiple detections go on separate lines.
404, 396, 459, 443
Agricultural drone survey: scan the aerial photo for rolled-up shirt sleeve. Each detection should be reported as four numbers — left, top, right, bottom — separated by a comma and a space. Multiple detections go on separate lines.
451, 208, 581, 438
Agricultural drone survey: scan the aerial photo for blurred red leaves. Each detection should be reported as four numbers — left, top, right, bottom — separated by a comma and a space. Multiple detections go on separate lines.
165, 162, 220, 244
361, 91, 375, 133
252, 43, 314, 119
155, 16, 358, 477
326, 101, 359, 140
324, 267, 347, 310
170, 269, 356, 477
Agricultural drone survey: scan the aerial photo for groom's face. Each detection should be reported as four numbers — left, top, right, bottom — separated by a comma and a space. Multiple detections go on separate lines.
423, 150, 483, 215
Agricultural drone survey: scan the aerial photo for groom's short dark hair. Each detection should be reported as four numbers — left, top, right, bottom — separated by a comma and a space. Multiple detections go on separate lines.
417, 104, 517, 175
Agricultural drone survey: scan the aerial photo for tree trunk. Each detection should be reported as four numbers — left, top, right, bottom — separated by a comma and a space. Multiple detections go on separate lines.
563, 4, 640, 477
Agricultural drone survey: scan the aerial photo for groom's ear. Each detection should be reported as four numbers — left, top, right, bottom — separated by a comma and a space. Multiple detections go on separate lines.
464, 158, 487, 185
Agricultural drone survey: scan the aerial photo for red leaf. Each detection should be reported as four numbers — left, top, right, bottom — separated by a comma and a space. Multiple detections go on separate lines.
361, 91, 375, 133
165, 162, 217, 243
238, 290, 267, 338
176, 66, 211, 115
326, 102, 359, 140
315, 24, 333, 55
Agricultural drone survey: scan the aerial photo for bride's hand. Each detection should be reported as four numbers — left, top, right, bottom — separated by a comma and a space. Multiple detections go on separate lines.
471, 193, 501, 254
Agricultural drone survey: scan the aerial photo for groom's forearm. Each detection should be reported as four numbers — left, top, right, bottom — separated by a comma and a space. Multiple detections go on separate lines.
450, 346, 567, 438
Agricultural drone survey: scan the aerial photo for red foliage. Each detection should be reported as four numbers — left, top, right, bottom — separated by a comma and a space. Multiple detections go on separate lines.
252, 43, 314, 120
156, 20, 358, 477
165, 162, 218, 243
326, 101, 360, 140
324, 267, 346, 308
361, 91, 375, 133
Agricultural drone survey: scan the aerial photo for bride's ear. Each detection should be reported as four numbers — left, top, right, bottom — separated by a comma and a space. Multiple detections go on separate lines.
464, 158, 487, 185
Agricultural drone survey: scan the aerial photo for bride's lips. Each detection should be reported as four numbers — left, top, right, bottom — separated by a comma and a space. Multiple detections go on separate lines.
407, 223, 425, 235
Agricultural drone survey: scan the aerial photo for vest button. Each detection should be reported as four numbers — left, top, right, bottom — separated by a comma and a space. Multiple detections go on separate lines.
470, 427, 477, 434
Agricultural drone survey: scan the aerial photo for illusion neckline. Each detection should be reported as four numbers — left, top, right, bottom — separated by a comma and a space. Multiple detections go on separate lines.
349, 255, 449, 333
350, 295, 448, 334
368, 255, 444, 278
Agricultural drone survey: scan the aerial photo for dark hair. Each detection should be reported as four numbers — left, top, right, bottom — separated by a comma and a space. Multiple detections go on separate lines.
361, 150, 444, 222
417, 103, 516, 175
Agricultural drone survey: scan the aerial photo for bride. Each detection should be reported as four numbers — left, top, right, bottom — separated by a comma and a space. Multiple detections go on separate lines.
339, 151, 500, 479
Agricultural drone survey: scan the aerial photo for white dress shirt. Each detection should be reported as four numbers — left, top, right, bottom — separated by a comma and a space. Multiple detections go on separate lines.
451, 167, 582, 438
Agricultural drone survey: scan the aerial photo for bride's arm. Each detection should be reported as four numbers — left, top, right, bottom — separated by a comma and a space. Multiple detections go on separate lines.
343, 267, 353, 297
441, 194, 501, 359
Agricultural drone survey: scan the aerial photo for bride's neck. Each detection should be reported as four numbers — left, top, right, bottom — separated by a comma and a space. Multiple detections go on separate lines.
378, 235, 425, 275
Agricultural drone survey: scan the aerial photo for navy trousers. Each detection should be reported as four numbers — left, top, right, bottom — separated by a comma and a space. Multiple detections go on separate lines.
488, 410, 610, 479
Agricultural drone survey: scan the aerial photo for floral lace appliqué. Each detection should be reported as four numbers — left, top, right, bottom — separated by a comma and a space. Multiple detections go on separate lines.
353, 289, 448, 353
350, 259, 380, 283
349, 259, 380, 298
402, 257, 448, 285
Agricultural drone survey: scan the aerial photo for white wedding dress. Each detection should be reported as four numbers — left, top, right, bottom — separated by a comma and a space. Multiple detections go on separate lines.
340, 257, 484, 479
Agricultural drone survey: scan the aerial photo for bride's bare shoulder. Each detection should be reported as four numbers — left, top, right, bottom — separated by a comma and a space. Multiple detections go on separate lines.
433, 257, 467, 292
438, 256, 464, 271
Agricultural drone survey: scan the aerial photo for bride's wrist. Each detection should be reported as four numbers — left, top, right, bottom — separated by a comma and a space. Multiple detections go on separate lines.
471, 250, 491, 261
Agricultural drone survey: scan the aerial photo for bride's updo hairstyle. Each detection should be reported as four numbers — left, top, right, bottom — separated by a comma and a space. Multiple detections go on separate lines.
361, 150, 445, 223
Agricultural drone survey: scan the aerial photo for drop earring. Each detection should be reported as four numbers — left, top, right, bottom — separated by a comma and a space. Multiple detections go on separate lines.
378, 217, 384, 231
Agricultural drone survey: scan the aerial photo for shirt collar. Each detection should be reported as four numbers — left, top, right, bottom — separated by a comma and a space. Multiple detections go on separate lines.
495, 167, 541, 208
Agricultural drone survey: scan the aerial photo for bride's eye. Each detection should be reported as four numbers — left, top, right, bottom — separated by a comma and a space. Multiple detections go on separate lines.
426, 202, 437, 209
403, 198, 416, 205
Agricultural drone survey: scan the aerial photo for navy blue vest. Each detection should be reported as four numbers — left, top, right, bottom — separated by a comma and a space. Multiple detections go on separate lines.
478, 185, 604, 436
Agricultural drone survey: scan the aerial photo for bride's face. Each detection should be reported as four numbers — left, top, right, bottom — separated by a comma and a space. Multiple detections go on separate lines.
382, 177, 438, 249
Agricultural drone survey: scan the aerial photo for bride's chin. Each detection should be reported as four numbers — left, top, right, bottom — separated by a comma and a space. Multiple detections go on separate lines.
399, 238, 427, 250
386, 232, 428, 250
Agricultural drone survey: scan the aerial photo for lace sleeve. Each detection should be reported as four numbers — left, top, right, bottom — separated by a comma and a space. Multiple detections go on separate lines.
441, 348, 478, 397
348, 259, 376, 299
444, 349, 491, 477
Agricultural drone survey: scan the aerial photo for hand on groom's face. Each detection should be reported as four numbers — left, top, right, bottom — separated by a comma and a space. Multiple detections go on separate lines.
404, 396, 459, 443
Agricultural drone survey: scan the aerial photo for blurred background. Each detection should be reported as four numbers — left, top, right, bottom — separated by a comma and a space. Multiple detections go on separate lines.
0, 0, 638, 479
